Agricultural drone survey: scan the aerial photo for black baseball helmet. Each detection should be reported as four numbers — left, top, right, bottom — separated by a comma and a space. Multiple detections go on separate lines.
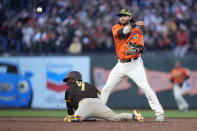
63, 71, 82, 82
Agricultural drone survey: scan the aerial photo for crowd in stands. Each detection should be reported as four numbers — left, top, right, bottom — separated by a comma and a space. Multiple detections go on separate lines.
0, 0, 197, 57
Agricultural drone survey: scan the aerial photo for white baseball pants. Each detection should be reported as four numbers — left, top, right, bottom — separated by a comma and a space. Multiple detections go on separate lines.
74, 98, 133, 121
100, 57, 164, 116
172, 79, 190, 111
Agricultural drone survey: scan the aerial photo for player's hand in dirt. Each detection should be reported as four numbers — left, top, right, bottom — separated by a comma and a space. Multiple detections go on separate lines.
64, 115, 81, 122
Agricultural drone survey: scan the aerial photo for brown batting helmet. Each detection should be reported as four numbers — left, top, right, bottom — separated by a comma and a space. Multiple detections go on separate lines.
63, 71, 82, 82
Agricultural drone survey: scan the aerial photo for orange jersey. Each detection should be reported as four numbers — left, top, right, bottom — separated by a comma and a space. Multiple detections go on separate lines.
112, 24, 144, 60
170, 67, 189, 84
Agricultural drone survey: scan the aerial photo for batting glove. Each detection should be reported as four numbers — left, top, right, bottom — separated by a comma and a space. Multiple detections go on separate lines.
64, 115, 82, 122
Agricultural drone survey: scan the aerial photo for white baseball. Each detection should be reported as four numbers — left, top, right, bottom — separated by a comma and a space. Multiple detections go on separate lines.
37, 7, 42, 13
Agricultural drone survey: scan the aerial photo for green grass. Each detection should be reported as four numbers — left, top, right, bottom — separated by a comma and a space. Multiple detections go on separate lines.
0, 109, 66, 117
116, 109, 197, 118
0, 109, 197, 118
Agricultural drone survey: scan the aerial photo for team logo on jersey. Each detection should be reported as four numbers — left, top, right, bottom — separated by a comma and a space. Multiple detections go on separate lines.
131, 33, 138, 39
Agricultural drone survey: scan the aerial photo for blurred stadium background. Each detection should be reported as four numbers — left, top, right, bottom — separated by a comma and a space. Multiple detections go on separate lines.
0, 0, 197, 117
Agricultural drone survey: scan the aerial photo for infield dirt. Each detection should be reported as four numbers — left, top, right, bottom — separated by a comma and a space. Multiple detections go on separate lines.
0, 117, 196, 131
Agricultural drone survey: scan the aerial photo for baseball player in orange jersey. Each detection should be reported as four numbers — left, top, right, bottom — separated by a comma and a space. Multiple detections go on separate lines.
100, 9, 165, 122
170, 61, 190, 112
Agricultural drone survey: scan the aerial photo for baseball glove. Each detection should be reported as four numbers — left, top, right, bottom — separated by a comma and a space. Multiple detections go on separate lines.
125, 42, 138, 55
64, 115, 81, 122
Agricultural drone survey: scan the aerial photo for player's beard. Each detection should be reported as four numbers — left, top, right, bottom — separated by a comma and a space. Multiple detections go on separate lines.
119, 19, 130, 25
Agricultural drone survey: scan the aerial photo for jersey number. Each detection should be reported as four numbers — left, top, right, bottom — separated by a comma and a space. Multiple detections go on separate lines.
76, 81, 85, 91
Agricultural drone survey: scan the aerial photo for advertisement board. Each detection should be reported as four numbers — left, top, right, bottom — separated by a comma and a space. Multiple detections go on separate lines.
0, 56, 90, 109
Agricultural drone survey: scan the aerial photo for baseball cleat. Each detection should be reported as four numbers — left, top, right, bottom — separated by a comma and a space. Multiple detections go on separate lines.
132, 110, 144, 122
156, 114, 165, 122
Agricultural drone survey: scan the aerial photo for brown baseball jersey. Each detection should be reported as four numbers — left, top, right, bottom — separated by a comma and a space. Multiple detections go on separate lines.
65, 81, 100, 115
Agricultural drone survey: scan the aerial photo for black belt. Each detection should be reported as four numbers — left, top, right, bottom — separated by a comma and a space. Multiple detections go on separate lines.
120, 57, 138, 63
